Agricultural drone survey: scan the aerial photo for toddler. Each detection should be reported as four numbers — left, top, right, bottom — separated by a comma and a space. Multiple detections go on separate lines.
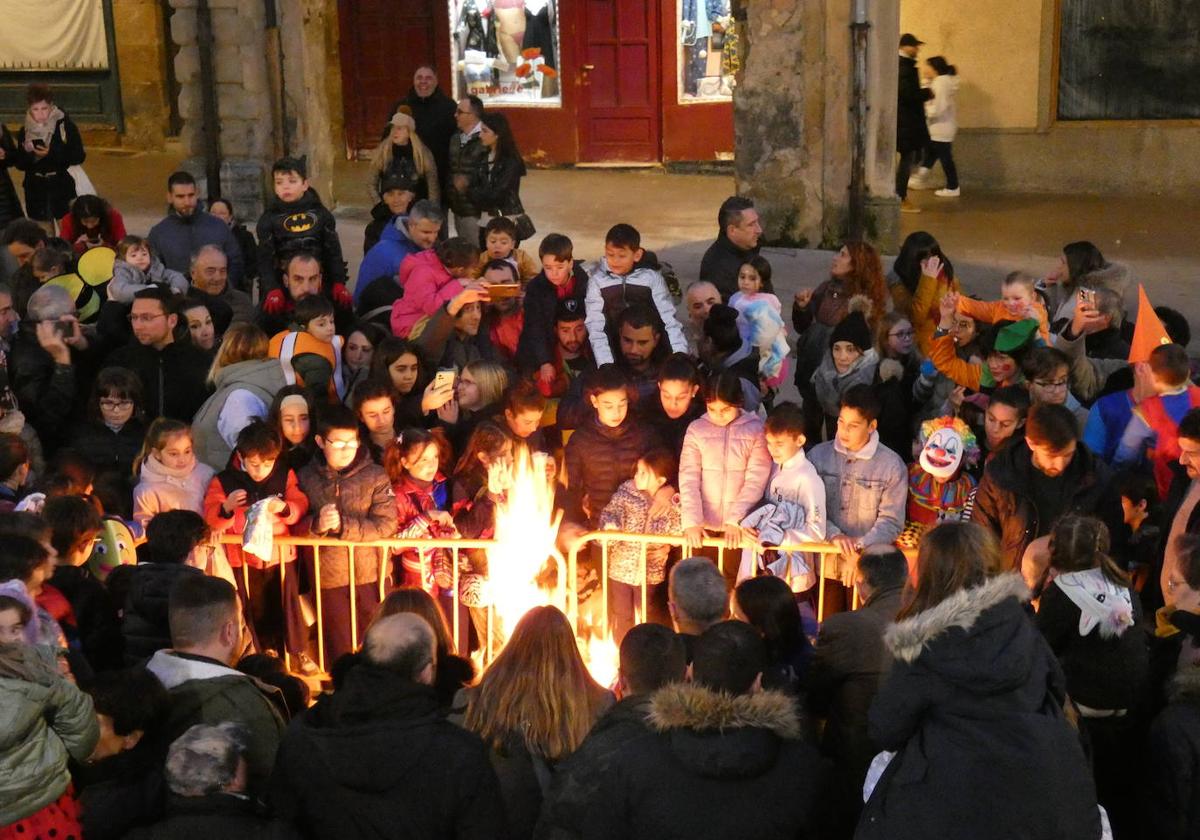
108, 235, 188, 303
268, 294, 346, 403
472, 216, 539, 283
599, 449, 682, 642
956, 270, 1051, 344
132, 418, 215, 530
390, 236, 481, 338
728, 255, 790, 389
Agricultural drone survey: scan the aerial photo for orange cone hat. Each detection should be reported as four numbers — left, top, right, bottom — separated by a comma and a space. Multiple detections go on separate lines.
1128, 284, 1171, 363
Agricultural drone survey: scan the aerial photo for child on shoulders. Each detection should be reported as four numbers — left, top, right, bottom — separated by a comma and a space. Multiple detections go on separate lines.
108, 235, 188, 303
470, 217, 539, 283
268, 294, 345, 404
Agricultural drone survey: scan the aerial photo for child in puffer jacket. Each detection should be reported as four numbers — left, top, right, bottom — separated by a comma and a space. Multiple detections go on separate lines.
0, 593, 99, 836
679, 370, 772, 559
599, 448, 682, 642
390, 236, 481, 338
132, 419, 216, 531
108, 235, 189, 303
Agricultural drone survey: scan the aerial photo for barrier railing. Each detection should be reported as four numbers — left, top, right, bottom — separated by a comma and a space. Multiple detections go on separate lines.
565, 532, 849, 630
215, 533, 844, 673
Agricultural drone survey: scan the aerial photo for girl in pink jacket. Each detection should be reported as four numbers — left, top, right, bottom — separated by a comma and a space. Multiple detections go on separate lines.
131, 419, 216, 530
679, 371, 772, 556
389, 237, 480, 337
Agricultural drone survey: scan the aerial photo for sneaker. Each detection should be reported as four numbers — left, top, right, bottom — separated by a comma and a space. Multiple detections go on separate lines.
900, 199, 922, 213
907, 167, 932, 189
293, 652, 321, 676
935, 187, 960, 197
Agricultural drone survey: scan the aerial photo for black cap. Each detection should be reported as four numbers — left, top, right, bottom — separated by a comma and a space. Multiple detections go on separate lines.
555, 298, 584, 323
378, 171, 410, 195
899, 33, 924, 48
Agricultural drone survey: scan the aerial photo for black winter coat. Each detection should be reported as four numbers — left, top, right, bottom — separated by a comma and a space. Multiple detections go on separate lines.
396, 86, 458, 197
109, 561, 205, 665
74, 743, 166, 840
255, 187, 347, 293
972, 438, 1123, 572
857, 574, 1100, 840
105, 339, 213, 423
583, 683, 825, 840
70, 417, 145, 480
15, 112, 85, 220
517, 264, 589, 374
124, 792, 299, 840
269, 664, 506, 840
1146, 462, 1200, 613
468, 153, 527, 219
535, 695, 656, 840
807, 584, 903, 838
0, 125, 22, 230
48, 564, 123, 672
9, 326, 97, 448
896, 55, 932, 154
638, 396, 703, 465
1147, 665, 1200, 840
446, 132, 490, 217
698, 233, 759, 301
563, 414, 656, 528
229, 222, 258, 291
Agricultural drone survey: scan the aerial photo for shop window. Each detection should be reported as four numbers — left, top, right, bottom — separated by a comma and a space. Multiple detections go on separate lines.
678, 0, 739, 103
450, 0, 561, 106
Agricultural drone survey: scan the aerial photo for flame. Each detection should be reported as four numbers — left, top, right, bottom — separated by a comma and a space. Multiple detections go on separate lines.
483, 449, 617, 685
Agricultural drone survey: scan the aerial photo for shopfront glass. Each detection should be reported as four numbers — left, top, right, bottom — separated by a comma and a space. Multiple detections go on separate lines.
450, 0, 561, 106
678, 0, 739, 102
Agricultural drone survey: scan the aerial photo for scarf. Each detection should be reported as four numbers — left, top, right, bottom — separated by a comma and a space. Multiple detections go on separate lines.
24, 105, 65, 146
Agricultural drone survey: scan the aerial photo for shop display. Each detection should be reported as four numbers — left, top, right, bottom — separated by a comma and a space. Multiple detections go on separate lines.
679, 0, 738, 102
451, 0, 561, 105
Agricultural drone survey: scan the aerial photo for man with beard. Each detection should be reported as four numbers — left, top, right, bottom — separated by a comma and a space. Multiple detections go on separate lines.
413, 283, 496, 372
148, 172, 244, 287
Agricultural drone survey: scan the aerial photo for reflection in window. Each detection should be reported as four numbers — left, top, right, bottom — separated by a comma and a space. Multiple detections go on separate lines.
679, 0, 739, 102
451, 0, 561, 106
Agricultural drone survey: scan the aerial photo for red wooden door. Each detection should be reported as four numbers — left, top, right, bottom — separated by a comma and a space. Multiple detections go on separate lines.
578, 0, 661, 162
337, 0, 437, 154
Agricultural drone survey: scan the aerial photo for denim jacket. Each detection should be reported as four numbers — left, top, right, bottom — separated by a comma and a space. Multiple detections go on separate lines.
808, 431, 907, 550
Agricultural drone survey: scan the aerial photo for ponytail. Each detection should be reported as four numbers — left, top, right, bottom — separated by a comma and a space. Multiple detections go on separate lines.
133, 417, 192, 478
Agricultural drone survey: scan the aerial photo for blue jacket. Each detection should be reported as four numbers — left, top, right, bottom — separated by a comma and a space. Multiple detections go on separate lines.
147, 210, 244, 288
354, 216, 425, 306
1083, 390, 1133, 464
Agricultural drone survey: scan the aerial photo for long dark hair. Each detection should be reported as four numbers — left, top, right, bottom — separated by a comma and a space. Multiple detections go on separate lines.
70, 195, 115, 241
480, 112, 525, 172
892, 231, 955, 295
1063, 241, 1107, 286
926, 56, 957, 76
369, 337, 428, 398
898, 521, 998, 620
734, 575, 804, 667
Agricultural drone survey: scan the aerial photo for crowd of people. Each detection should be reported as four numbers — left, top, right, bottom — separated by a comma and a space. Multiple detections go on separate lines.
1, 69, 1199, 840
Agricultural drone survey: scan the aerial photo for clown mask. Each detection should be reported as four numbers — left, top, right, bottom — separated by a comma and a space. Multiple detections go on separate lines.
920, 427, 965, 479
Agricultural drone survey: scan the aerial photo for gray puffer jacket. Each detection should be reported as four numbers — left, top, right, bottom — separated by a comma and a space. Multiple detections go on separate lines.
0, 643, 99, 824
108, 257, 190, 303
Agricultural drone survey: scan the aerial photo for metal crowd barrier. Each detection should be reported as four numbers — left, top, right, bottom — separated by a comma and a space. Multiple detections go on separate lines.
565, 532, 849, 630
215, 533, 846, 674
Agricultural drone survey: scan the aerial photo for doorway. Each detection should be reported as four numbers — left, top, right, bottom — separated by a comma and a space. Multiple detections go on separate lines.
337, 0, 438, 154
577, 0, 662, 163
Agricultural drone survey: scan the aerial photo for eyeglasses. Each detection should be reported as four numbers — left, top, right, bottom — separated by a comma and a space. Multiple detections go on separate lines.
1033, 379, 1068, 390
889, 330, 915, 339
324, 440, 360, 451
128, 313, 166, 324
99, 399, 133, 410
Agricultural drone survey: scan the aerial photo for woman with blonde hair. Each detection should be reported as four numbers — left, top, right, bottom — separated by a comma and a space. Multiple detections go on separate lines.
461, 606, 612, 839
441, 359, 509, 453
859, 520, 1101, 840
368, 110, 440, 209
191, 323, 289, 469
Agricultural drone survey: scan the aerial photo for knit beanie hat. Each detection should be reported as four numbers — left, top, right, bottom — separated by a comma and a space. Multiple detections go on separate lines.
829, 295, 874, 352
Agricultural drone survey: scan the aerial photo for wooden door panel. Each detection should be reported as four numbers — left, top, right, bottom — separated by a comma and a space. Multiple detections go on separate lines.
579, 0, 660, 162
338, 0, 436, 153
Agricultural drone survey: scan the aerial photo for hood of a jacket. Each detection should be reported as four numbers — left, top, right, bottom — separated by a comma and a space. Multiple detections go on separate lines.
300, 663, 444, 791
0, 644, 61, 751
648, 683, 799, 780
139, 452, 200, 487
145, 649, 243, 690
400, 248, 449, 286
211, 357, 286, 392
884, 573, 1036, 692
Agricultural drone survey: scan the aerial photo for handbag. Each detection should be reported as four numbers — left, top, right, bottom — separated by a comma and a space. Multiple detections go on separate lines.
69, 164, 96, 196
509, 213, 536, 242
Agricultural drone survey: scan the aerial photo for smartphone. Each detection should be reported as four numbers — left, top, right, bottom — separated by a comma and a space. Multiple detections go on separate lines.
434, 368, 456, 390
487, 283, 521, 300
1078, 288, 1096, 306
32, 139, 46, 150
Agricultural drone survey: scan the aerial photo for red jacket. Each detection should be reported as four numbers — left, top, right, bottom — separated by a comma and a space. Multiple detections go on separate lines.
203, 455, 309, 568
59, 207, 127, 254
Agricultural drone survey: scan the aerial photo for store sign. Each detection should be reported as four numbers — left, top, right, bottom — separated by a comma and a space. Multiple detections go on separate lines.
450, 0, 561, 106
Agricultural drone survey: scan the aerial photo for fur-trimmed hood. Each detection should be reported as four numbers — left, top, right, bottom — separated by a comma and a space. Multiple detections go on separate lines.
885, 573, 1032, 665
650, 683, 801, 738
648, 683, 801, 781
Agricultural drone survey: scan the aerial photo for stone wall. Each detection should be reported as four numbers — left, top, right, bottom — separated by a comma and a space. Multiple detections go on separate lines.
111, 0, 172, 149
734, 0, 899, 252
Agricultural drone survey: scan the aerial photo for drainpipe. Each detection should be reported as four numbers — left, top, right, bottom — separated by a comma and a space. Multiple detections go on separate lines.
847, 0, 870, 240
264, 0, 288, 158
196, 0, 222, 199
